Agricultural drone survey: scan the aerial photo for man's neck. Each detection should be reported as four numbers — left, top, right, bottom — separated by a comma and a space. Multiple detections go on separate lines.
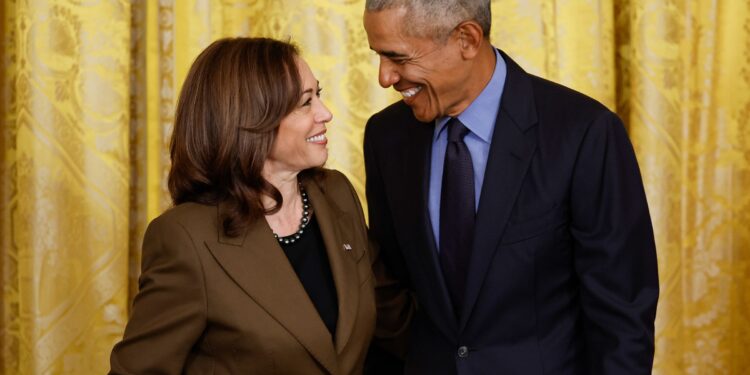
447, 42, 497, 118
466, 42, 498, 104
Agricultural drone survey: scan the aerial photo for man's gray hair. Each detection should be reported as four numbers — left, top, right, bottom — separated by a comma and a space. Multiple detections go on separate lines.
365, 0, 491, 42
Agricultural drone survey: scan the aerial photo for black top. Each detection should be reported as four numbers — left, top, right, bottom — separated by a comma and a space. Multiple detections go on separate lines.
279, 214, 339, 337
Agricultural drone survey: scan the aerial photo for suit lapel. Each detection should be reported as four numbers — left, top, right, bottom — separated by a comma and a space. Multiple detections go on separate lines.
303, 179, 359, 355
205, 210, 338, 375
396, 116, 458, 338
459, 52, 539, 330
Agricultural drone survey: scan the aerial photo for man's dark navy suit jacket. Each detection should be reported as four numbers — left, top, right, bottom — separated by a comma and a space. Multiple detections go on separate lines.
364, 50, 659, 375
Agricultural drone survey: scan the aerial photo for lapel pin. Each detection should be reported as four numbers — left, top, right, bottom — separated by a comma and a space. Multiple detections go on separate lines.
343, 244, 352, 251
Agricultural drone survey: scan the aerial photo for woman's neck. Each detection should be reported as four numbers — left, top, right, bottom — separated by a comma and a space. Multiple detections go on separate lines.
262, 169, 304, 236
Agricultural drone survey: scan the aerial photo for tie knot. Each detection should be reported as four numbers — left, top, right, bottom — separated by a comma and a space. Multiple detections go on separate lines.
447, 118, 469, 143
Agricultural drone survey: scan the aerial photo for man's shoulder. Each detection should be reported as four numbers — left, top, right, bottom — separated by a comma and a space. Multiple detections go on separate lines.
521, 72, 629, 151
365, 101, 418, 136
369, 100, 413, 121
528, 73, 612, 122
500, 49, 613, 126
363, 101, 422, 152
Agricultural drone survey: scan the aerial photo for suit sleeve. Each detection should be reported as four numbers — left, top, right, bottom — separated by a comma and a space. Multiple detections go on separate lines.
570, 111, 659, 374
362, 119, 415, 360
109, 215, 207, 375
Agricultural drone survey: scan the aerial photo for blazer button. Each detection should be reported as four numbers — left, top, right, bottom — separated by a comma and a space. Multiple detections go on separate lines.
457, 346, 469, 358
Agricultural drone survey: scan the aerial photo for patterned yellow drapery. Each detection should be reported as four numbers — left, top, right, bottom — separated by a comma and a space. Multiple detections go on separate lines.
1, 0, 748, 374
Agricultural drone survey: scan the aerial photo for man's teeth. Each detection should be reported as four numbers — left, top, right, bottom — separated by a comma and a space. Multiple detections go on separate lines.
306, 134, 326, 142
400, 86, 422, 98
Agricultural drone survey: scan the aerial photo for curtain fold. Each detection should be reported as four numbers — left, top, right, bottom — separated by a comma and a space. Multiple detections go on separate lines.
620, 1, 750, 372
1, 1, 132, 374
1, 0, 748, 373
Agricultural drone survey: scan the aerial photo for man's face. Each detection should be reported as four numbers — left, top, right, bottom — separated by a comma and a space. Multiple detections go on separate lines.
364, 8, 469, 122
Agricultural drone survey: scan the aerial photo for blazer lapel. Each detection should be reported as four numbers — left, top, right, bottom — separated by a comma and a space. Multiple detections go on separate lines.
205, 212, 338, 375
459, 52, 539, 330
303, 179, 360, 355
396, 116, 458, 338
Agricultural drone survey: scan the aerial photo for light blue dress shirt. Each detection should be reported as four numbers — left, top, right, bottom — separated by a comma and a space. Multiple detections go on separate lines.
429, 49, 507, 250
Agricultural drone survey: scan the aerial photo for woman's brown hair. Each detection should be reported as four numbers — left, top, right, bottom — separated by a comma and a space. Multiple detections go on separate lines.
168, 37, 303, 237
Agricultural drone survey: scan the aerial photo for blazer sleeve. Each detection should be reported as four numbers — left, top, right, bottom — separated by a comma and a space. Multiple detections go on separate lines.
570, 111, 659, 374
109, 214, 207, 375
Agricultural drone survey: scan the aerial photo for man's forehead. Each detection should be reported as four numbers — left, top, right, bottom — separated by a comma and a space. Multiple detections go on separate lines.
365, 21, 413, 55
364, 7, 408, 36
364, 6, 409, 19
372, 48, 408, 59
364, 10, 440, 52
368, 33, 438, 60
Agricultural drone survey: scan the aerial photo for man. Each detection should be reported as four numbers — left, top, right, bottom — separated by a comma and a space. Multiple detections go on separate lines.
362, 1, 659, 374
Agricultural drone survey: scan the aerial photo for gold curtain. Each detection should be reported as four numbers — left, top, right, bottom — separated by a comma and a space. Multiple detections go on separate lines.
1, 0, 747, 374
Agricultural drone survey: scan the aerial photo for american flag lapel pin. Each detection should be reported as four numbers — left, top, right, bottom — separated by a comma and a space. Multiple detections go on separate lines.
343, 243, 352, 251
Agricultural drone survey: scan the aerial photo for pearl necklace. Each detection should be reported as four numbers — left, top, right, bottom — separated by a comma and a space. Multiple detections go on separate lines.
273, 185, 311, 245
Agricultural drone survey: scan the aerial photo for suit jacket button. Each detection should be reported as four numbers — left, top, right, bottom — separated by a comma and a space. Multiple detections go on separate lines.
457, 346, 469, 358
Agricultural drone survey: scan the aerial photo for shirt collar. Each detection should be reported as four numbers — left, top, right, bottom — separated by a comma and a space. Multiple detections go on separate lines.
434, 48, 507, 143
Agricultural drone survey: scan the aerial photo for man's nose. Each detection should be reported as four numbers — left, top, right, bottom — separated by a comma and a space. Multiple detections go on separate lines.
378, 58, 400, 88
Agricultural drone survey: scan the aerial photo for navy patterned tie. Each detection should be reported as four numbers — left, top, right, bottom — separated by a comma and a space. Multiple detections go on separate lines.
439, 118, 475, 317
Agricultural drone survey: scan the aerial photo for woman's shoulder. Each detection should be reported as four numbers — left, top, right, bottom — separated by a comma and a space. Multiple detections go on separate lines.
314, 168, 357, 197
316, 167, 346, 181
147, 202, 218, 236
311, 168, 366, 217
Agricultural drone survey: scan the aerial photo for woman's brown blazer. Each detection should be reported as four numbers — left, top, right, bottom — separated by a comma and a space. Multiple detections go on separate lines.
110, 170, 384, 374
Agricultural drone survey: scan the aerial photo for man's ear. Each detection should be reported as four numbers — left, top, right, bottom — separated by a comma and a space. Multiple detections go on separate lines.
454, 20, 484, 59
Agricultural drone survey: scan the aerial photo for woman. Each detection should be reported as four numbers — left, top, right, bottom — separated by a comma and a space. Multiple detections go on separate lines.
109, 37, 385, 374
